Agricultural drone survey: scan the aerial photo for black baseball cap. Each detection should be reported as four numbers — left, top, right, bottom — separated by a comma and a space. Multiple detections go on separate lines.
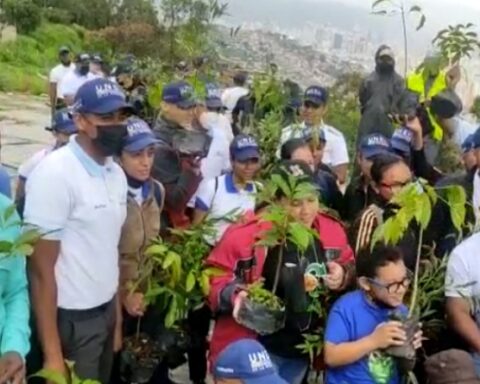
59, 46, 70, 54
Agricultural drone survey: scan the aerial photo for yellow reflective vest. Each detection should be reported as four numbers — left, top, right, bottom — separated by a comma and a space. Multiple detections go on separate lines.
406, 70, 447, 141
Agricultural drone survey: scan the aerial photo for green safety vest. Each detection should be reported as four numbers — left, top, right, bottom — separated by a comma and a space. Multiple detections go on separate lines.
406, 70, 447, 141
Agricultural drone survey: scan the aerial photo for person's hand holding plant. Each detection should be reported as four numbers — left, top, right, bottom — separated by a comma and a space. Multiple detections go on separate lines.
369, 322, 407, 350
123, 292, 146, 317
324, 262, 345, 290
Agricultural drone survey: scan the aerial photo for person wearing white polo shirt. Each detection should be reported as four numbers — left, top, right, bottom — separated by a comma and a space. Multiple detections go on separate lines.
49, 46, 74, 113
279, 86, 350, 185
58, 53, 96, 106
25, 78, 131, 382
15, 108, 78, 217
193, 134, 260, 245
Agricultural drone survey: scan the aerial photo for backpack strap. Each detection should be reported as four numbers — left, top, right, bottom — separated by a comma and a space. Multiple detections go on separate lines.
152, 180, 165, 212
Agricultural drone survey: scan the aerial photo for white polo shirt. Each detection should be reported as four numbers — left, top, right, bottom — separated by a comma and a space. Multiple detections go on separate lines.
49, 63, 75, 98
24, 136, 127, 310
58, 70, 97, 99
279, 122, 350, 168
18, 145, 55, 181
445, 233, 480, 324
195, 173, 256, 245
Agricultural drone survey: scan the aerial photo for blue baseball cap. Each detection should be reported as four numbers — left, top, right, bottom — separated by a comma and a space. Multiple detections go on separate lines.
205, 83, 224, 109
462, 134, 475, 153
72, 78, 133, 115
304, 85, 328, 106
214, 339, 288, 384
391, 127, 413, 155
162, 81, 197, 109
47, 108, 77, 134
360, 133, 392, 159
122, 117, 159, 152
230, 134, 260, 161
472, 127, 480, 149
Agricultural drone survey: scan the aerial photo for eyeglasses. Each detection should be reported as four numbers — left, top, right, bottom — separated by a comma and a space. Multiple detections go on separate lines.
367, 271, 412, 294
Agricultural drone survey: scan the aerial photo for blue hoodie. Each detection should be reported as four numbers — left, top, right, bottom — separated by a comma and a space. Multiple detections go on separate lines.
0, 194, 30, 357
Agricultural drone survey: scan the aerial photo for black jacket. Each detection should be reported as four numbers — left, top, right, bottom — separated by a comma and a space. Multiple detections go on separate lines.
342, 176, 381, 223
357, 46, 405, 142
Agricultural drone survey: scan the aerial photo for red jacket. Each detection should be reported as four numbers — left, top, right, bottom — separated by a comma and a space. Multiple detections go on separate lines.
205, 211, 354, 365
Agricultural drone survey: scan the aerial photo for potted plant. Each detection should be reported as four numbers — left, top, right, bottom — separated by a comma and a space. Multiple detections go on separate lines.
370, 180, 466, 375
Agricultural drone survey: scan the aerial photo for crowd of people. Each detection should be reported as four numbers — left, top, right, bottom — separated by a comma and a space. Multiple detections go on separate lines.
1, 44, 480, 384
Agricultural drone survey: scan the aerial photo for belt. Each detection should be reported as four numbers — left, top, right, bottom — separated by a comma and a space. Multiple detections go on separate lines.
58, 298, 114, 321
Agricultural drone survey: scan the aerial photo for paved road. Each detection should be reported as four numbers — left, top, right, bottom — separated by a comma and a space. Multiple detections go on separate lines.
0, 92, 213, 384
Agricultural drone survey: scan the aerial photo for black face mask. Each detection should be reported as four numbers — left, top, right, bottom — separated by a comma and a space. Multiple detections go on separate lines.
78, 64, 90, 76
92, 124, 128, 157
376, 62, 394, 74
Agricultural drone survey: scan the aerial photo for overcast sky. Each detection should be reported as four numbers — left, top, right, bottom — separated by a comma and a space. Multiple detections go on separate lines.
334, 0, 480, 17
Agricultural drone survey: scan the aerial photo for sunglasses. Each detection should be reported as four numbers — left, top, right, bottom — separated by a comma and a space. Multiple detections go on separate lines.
303, 101, 322, 110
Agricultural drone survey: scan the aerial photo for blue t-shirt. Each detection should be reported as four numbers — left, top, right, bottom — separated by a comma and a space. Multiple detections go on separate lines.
325, 290, 408, 384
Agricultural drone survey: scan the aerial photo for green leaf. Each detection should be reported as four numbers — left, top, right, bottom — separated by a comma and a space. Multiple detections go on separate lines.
203, 267, 226, 277
14, 243, 34, 256
162, 251, 178, 269
199, 272, 210, 296
16, 228, 41, 246
416, 14, 427, 31
372, 0, 389, 8
145, 243, 168, 256
271, 174, 291, 197
409, 4, 422, 13
414, 193, 432, 230
288, 222, 312, 251
30, 369, 68, 384
164, 297, 178, 328
0, 240, 13, 254
2, 204, 17, 225
446, 185, 467, 232
185, 271, 195, 292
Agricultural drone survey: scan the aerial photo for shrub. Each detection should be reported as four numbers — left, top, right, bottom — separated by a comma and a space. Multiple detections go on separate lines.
2, 0, 42, 34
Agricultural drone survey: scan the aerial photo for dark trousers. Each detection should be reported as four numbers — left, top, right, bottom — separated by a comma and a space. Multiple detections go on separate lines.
28, 300, 116, 384
57, 300, 116, 383
187, 305, 211, 383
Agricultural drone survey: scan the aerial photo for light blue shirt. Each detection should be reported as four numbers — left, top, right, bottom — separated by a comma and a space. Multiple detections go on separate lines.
0, 194, 30, 357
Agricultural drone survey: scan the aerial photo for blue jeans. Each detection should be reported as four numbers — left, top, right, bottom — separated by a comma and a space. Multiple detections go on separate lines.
269, 353, 309, 384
